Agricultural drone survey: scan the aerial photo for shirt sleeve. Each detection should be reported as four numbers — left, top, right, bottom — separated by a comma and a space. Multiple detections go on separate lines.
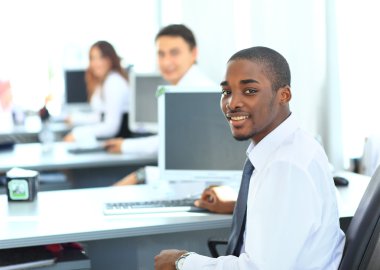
121, 135, 158, 156
73, 73, 129, 139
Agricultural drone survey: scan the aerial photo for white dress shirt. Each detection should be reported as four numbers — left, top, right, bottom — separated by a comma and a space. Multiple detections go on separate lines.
183, 114, 345, 270
71, 71, 129, 139
120, 65, 216, 155
177, 65, 216, 87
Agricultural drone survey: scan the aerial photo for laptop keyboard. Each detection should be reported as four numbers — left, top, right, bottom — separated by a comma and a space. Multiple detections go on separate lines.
103, 198, 207, 215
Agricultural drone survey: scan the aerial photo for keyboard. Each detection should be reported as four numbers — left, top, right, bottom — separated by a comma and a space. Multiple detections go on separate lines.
103, 198, 207, 215
67, 141, 106, 154
0, 137, 15, 151
0, 133, 39, 144
67, 145, 106, 154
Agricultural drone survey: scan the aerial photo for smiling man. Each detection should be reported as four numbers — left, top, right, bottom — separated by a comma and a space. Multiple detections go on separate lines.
154, 46, 345, 270
104, 24, 215, 161
155, 24, 214, 86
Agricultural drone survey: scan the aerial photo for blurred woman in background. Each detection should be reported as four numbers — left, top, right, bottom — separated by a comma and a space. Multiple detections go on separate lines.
64, 40, 131, 142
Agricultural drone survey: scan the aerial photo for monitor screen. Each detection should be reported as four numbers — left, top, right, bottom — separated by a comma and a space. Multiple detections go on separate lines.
129, 72, 168, 133
158, 87, 250, 184
64, 70, 88, 104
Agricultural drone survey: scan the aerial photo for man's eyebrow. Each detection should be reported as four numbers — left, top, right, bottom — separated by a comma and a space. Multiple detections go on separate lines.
240, 79, 259, 84
220, 79, 259, 86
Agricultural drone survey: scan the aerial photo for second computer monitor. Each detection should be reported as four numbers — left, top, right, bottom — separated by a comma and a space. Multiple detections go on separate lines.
64, 69, 88, 104
129, 72, 168, 133
158, 86, 250, 184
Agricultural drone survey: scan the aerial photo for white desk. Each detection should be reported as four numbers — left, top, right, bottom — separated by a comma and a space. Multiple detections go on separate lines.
0, 121, 71, 143
0, 184, 231, 269
0, 142, 157, 190
334, 171, 371, 218
0, 142, 156, 172
0, 172, 370, 269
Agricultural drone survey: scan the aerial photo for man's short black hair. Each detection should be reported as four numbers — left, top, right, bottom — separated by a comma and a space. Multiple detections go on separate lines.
155, 24, 197, 50
229, 46, 291, 91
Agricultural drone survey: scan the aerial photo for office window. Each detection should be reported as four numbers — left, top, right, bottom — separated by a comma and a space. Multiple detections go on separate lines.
0, 0, 160, 111
335, 0, 380, 162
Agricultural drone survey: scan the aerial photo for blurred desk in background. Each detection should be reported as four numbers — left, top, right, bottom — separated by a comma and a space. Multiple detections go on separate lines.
0, 121, 71, 143
0, 142, 157, 193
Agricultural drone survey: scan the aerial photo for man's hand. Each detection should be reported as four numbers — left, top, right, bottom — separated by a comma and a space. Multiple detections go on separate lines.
154, 249, 187, 270
112, 172, 138, 186
63, 133, 75, 142
104, 138, 124, 153
194, 185, 237, 214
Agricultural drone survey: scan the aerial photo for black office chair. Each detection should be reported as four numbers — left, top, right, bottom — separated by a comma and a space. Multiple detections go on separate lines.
338, 165, 380, 269
207, 238, 228, 258
208, 166, 380, 270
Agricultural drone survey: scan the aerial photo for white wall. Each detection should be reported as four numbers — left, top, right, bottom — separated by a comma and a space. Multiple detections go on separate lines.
1, 0, 348, 168
174, 0, 339, 166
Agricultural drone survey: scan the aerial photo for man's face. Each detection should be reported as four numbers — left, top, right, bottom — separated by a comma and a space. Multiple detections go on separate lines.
156, 36, 197, 85
220, 59, 289, 143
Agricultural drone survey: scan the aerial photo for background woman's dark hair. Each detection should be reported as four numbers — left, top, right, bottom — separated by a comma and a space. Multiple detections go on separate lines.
85, 40, 129, 99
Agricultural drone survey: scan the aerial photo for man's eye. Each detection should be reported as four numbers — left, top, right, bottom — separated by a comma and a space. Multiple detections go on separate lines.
244, 88, 257, 94
221, 89, 231, 96
170, 50, 179, 57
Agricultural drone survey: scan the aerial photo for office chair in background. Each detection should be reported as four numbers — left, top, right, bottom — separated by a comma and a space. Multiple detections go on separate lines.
208, 166, 380, 269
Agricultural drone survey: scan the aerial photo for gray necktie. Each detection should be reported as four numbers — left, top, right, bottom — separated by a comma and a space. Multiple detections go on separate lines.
226, 158, 254, 256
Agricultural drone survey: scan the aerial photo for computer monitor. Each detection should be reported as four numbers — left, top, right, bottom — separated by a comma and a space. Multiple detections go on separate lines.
129, 71, 168, 133
64, 69, 88, 104
158, 86, 250, 184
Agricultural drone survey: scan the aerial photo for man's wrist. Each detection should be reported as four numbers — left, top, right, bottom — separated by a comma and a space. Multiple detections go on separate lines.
135, 167, 146, 184
175, 252, 195, 270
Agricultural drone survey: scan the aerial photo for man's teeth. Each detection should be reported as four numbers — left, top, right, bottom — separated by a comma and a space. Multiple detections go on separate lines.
230, 116, 248, 121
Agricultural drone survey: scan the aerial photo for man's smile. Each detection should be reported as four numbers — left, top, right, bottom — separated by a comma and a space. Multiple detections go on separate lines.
226, 113, 249, 121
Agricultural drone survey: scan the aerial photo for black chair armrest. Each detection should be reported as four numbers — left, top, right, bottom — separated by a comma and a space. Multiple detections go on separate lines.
207, 238, 228, 258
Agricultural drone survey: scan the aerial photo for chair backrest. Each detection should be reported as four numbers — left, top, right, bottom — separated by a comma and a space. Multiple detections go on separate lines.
339, 166, 380, 269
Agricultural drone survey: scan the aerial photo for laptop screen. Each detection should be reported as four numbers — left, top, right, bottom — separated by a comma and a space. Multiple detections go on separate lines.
158, 87, 250, 184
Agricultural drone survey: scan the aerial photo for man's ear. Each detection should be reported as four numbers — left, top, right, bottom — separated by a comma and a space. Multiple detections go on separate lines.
191, 47, 198, 64
278, 86, 291, 104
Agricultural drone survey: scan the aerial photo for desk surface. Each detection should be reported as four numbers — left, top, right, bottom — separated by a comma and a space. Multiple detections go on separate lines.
335, 171, 370, 218
0, 121, 70, 136
0, 172, 370, 250
0, 184, 231, 249
0, 142, 157, 172
0, 173, 371, 269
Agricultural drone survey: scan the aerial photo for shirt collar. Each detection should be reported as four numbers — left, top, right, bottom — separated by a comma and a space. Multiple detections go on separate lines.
177, 65, 198, 86
247, 113, 298, 171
